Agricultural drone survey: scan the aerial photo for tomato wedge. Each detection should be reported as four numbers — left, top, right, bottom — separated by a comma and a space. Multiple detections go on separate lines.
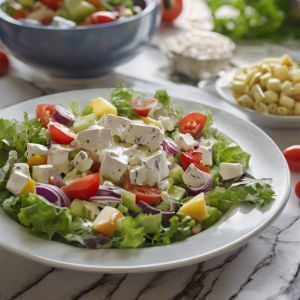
179, 113, 207, 138
283, 145, 300, 171
48, 121, 75, 144
123, 176, 161, 204
62, 173, 101, 201
131, 97, 158, 117
91, 11, 117, 24
181, 149, 209, 173
36, 104, 56, 128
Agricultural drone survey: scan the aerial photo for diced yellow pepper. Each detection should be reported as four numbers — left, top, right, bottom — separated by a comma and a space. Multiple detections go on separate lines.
92, 206, 124, 238
26, 155, 47, 168
178, 193, 209, 223
21, 178, 36, 194
143, 116, 160, 127
89, 97, 117, 119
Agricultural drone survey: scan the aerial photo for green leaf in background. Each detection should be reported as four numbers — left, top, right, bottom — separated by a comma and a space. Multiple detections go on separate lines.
155, 89, 171, 107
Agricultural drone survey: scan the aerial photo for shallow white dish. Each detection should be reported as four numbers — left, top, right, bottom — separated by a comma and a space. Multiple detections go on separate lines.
216, 70, 300, 129
0, 88, 291, 273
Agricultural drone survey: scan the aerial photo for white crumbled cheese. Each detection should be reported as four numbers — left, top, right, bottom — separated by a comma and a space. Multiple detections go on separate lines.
197, 146, 212, 166
158, 116, 175, 131
6, 171, 30, 195
128, 154, 141, 166
97, 114, 132, 138
121, 123, 164, 151
142, 150, 169, 186
174, 133, 198, 151
158, 179, 170, 192
219, 162, 243, 180
26, 143, 48, 159
100, 151, 128, 181
76, 125, 114, 153
182, 163, 211, 187
73, 151, 93, 172
130, 165, 147, 185
11, 163, 30, 177
103, 181, 114, 188
199, 138, 210, 148
47, 144, 72, 174
32, 164, 55, 184
148, 102, 163, 119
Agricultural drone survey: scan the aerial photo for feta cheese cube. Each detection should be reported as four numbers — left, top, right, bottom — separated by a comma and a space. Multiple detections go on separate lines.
158, 116, 175, 131
11, 163, 30, 177
32, 164, 55, 184
158, 179, 170, 192
47, 144, 72, 174
182, 163, 206, 187
97, 114, 132, 138
122, 123, 164, 151
76, 125, 114, 153
6, 171, 30, 195
128, 154, 141, 166
219, 162, 243, 180
130, 165, 147, 185
26, 143, 48, 159
73, 151, 93, 172
100, 151, 128, 181
197, 146, 212, 166
174, 133, 198, 151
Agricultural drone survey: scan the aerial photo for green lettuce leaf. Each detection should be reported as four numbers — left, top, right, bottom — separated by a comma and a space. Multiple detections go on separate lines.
155, 89, 171, 107
69, 102, 94, 117
212, 141, 251, 168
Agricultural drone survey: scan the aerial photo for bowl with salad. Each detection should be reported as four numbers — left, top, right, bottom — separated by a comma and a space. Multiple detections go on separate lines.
0, 0, 160, 78
0, 83, 290, 272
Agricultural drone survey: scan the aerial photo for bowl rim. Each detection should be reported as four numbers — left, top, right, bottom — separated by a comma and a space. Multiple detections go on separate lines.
0, 0, 157, 30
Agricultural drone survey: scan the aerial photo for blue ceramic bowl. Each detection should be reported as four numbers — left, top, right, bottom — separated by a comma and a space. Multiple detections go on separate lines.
0, 0, 160, 78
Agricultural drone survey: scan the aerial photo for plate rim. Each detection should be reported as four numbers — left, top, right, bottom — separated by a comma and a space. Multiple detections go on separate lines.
0, 88, 291, 273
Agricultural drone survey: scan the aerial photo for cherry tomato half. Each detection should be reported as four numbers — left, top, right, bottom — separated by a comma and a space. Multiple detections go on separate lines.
0, 51, 9, 76
36, 104, 56, 128
283, 145, 300, 171
48, 121, 75, 144
179, 112, 207, 138
40, 0, 62, 10
62, 173, 101, 201
162, 0, 182, 22
181, 149, 209, 173
131, 97, 158, 117
123, 176, 161, 204
91, 11, 117, 24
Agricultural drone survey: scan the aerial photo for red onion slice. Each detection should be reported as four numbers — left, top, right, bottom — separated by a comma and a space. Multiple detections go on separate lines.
96, 186, 123, 198
162, 138, 180, 156
36, 183, 71, 207
89, 196, 122, 203
53, 105, 76, 125
138, 201, 175, 222
186, 174, 213, 196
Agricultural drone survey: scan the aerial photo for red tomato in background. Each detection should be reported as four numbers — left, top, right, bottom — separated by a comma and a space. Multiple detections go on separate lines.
181, 149, 209, 173
39, 11, 54, 25
123, 176, 161, 204
40, 0, 62, 10
179, 112, 207, 138
62, 173, 101, 200
162, 0, 182, 22
0, 51, 9, 76
91, 12, 117, 24
12, 8, 27, 19
131, 98, 158, 117
283, 145, 300, 171
36, 104, 56, 128
48, 122, 75, 144
295, 180, 300, 200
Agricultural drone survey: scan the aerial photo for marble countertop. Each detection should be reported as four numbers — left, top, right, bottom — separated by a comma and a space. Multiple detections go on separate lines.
1, 27, 300, 300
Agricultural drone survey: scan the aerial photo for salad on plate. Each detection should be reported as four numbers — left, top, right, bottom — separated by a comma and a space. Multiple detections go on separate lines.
0, 83, 275, 249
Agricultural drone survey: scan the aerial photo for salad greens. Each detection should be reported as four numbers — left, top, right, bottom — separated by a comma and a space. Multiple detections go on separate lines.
0, 83, 276, 250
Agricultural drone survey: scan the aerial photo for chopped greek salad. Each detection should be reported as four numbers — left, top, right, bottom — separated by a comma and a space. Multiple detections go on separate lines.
0, 83, 275, 249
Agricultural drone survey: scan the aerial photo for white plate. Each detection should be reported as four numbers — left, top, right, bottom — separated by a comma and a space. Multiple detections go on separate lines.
0, 88, 291, 273
216, 70, 300, 129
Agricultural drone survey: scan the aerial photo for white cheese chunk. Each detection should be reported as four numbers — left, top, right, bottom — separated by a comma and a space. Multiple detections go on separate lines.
122, 123, 164, 151
11, 163, 30, 177
32, 164, 55, 184
182, 163, 211, 187
26, 143, 48, 159
197, 146, 212, 166
47, 144, 73, 174
6, 171, 30, 195
158, 179, 170, 192
76, 125, 114, 153
130, 165, 147, 185
158, 116, 175, 131
219, 162, 243, 180
128, 154, 141, 166
73, 151, 93, 172
100, 151, 128, 181
97, 114, 132, 138
174, 133, 198, 151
